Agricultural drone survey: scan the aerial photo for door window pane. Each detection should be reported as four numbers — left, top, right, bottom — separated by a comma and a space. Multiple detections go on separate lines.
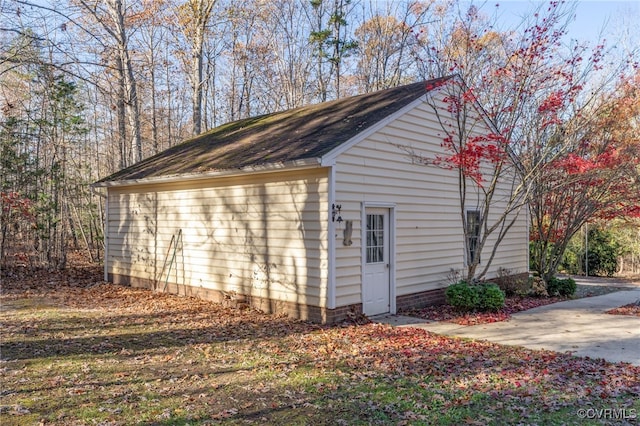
366, 214, 384, 263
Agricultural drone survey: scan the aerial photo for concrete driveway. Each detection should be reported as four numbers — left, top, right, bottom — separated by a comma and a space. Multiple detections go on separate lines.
378, 279, 640, 366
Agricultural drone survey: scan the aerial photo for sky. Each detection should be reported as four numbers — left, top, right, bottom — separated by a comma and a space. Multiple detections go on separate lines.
480, 0, 640, 48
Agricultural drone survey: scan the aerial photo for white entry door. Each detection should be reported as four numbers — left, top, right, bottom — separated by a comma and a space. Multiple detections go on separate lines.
363, 208, 390, 316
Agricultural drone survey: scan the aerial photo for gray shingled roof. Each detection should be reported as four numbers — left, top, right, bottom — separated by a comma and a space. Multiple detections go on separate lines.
96, 77, 451, 184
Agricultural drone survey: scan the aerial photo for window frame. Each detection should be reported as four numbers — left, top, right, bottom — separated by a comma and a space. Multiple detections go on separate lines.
466, 209, 481, 265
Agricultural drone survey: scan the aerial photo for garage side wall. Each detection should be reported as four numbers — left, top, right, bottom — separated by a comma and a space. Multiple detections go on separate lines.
105, 168, 330, 321
333, 100, 529, 311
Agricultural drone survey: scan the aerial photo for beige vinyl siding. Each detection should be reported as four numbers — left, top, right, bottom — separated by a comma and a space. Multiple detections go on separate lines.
465, 138, 529, 279
333, 100, 528, 307
478, 197, 529, 278
106, 168, 330, 307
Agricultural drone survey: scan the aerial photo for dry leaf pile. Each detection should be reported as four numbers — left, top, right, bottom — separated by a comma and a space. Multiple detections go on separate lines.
1, 265, 639, 425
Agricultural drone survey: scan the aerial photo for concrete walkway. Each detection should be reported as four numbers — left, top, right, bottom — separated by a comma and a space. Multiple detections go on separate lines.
377, 280, 640, 366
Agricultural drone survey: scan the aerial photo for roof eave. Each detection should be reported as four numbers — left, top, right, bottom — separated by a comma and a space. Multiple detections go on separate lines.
91, 158, 324, 188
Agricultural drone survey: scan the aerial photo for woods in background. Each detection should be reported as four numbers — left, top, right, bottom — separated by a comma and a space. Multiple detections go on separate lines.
1, 0, 638, 275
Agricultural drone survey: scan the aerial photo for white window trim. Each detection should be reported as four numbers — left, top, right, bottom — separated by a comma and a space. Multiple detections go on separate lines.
466, 209, 481, 266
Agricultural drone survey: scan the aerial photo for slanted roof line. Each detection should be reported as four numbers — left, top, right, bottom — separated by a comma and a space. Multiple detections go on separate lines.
95, 77, 454, 185
92, 158, 323, 188
320, 95, 429, 166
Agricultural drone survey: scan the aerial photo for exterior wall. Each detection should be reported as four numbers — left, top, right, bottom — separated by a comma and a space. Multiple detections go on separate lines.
333, 100, 529, 310
105, 168, 330, 311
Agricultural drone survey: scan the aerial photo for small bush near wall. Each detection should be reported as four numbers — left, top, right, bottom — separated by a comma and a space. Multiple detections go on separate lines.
445, 281, 479, 311
445, 281, 505, 312
477, 283, 506, 311
547, 276, 577, 297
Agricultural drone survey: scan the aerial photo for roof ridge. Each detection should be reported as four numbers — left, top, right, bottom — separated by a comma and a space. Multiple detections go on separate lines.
95, 77, 452, 185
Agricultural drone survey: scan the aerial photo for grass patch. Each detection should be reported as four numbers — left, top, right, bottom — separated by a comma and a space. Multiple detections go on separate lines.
1, 269, 639, 425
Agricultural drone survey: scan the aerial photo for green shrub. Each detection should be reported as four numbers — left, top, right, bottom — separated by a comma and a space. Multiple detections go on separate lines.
547, 277, 577, 297
477, 283, 505, 311
587, 228, 620, 277
561, 227, 621, 277
445, 281, 505, 312
445, 281, 479, 311
561, 239, 582, 275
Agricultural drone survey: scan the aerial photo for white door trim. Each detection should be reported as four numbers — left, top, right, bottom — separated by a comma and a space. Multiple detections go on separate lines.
361, 202, 396, 315
327, 164, 337, 309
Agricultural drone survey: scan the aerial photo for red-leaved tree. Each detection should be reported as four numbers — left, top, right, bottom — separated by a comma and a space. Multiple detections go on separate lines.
529, 72, 640, 281
410, 1, 638, 282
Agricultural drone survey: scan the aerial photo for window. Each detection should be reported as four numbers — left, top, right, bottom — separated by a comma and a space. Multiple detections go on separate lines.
366, 214, 384, 263
467, 210, 481, 264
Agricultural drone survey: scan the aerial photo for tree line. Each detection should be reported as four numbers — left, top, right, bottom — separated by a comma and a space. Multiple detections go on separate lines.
1, 0, 638, 282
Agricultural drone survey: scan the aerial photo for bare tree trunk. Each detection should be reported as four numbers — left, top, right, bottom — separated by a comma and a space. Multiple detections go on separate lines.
71, 203, 94, 262
114, 55, 129, 168
178, 0, 216, 136
76, 0, 142, 164
164, 46, 173, 149
108, 0, 142, 162
192, 49, 204, 135
150, 62, 158, 154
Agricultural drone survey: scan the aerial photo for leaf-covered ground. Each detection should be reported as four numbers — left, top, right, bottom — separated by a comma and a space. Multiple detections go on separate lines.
606, 304, 640, 317
1, 266, 639, 425
401, 296, 566, 325
401, 284, 635, 326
